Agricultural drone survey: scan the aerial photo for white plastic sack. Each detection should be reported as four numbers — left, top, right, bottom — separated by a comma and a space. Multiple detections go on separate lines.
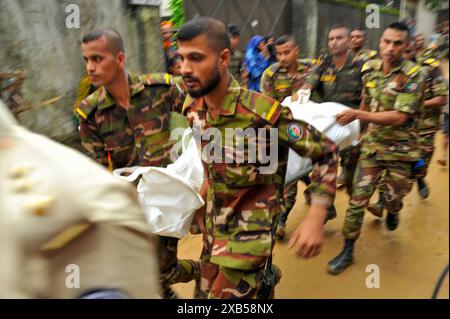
282, 98, 360, 184
113, 128, 204, 238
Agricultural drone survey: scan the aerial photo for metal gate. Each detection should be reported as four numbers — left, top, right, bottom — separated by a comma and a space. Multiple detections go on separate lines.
184, 0, 292, 51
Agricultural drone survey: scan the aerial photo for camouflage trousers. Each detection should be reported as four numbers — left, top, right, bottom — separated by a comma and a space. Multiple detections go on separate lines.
343, 154, 414, 240
339, 144, 361, 195
413, 132, 436, 179
158, 236, 200, 287
193, 246, 268, 299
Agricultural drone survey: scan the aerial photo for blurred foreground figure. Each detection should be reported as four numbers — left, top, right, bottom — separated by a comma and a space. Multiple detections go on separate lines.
0, 101, 160, 298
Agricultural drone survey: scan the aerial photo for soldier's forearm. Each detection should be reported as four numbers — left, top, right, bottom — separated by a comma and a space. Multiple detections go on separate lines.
356, 110, 409, 126
423, 96, 447, 108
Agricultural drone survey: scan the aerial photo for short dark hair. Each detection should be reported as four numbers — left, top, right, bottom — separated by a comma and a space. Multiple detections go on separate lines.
330, 24, 350, 36
177, 16, 231, 53
275, 34, 297, 47
228, 23, 241, 37
351, 29, 367, 37
82, 28, 125, 54
385, 22, 411, 39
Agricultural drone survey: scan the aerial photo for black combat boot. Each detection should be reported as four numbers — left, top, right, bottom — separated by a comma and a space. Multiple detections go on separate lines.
324, 205, 337, 224
327, 239, 355, 275
367, 191, 385, 218
385, 212, 399, 231
417, 178, 429, 199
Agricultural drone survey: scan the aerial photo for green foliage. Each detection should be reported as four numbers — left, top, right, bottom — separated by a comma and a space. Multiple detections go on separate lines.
169, 0, 184, 29
425, 0, 443, 11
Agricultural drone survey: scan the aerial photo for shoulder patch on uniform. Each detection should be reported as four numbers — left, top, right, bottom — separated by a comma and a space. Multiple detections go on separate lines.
286, 122, 304, 142
368, 50, 378, 59
239, 89, 281, 125
75, 90, 101, 120
140, 73, 172, 86
265, 63, 280, 78
361, 59, 381, 73
423, 58, 440, 68
403, 61, 421, 77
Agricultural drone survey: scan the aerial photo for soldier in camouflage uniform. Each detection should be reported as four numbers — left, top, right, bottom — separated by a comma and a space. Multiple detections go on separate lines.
302, 25, 365, 197
75, 28, 199, 298
228, 24, 244, 84
349, 29, 378, 63
328, 22, 426, 275
367, 40, 448, 216
177, 17, 338, 299
260, 35, 318, 239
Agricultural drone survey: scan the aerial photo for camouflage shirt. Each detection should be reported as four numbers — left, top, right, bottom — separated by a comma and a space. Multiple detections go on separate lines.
76, 73, 185, 170
360, 59, 425, 162
305, 53, 364, 109
183, 78, 337, 271
229, 49, 244, 84
352, 48, 378, 64
418, 58, 448, 134
260, 59, 314, 102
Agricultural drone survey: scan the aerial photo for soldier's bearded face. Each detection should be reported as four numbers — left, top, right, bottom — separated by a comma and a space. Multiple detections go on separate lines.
276, 41, 299, 70
82, 36, 123, 87
379, 29, 408, 65
178, 35, 227, 98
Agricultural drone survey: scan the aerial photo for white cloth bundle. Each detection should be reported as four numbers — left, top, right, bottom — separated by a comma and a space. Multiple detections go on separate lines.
113, 128, 204, 238
282, 96, 360, 184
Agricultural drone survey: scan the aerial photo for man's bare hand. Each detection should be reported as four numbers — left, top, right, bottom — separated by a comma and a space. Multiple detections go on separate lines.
288, 205, 327, 258
336, 109, 358, 125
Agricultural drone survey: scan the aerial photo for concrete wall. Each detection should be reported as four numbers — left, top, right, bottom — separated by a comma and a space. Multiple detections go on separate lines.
0, 0, 164, 149
416, 0, 439, 39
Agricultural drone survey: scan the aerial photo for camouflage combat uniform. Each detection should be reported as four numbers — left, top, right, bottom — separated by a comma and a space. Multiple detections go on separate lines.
352, 48, 378, 64
75, 72, 200, 291
343, 59, 424, 240
260, 59, 314, 228
305, 53, 365, 194
414, 58, 449, 179
229, 49, 244, 84
183, 77, 338, 299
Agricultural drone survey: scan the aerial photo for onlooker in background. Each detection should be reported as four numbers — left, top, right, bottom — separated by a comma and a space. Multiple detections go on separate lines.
265, 34, 277, 63
243, 35, 273, 92
349, 29, 378, 63
161, 20, 178, 72
227, 23, 244, 83
167, 55, 182, 76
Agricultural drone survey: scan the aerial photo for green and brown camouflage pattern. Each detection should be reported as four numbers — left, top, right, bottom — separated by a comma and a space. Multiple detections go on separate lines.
183, 78, 338, 279
305, 53, 364, 109
418, 58, 449, 134
260, 59, 314, 102
76, 72, 198, 290
343, 154, 414, 240
359, 58, 425, 162
76, 72, 185, 170
229, 49, 244, 84
352, 48, 378, 64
